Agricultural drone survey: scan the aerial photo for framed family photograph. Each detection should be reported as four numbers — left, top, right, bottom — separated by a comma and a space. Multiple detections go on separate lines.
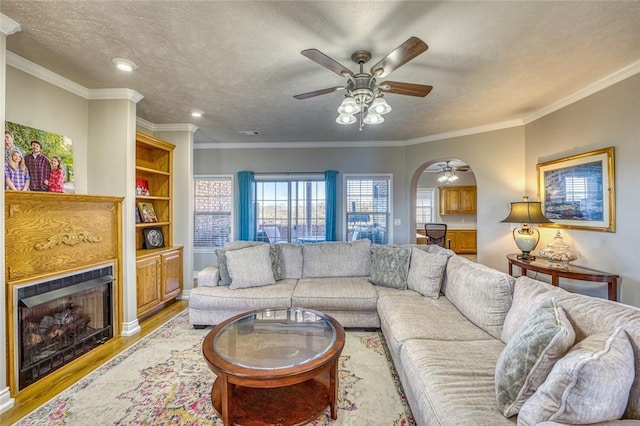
537, 146, 615, 232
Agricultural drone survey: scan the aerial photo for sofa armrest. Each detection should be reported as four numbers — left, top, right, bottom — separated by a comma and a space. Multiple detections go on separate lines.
197, 266, 220, 287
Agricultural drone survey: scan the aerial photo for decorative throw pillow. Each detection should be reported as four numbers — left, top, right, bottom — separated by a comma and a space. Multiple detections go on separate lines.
226, 245, 276, 289
518, 327, 635, 426
269, 244, 284, 281
215, 249, 232, 285
406, 248, 448, 298
368, 245, 411, 289
495, 299, 575, 417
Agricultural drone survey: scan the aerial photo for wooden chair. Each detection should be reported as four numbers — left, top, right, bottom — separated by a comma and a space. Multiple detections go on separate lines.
424, 223, 448, 248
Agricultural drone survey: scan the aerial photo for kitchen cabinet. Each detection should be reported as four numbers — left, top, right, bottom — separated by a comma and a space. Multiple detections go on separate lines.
439, 186, 477, 215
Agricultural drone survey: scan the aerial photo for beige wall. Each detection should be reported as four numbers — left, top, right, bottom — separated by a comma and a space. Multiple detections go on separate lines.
5, 66, 89, 192
405, 126, 527, 271
5, 55, 640, 313
525, 73, 640, 305
417, 162, 477, 229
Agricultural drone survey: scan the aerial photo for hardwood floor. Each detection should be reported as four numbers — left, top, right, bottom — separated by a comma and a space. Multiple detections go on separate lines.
0, 300, 188, 425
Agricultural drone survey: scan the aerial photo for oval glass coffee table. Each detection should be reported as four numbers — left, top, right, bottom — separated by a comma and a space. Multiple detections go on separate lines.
202, 307, 345, 426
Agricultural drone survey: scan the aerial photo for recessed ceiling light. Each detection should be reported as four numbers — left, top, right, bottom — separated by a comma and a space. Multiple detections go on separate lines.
111, 57, 137, 72
190, 109, 204, 118
238, 130, 260, 136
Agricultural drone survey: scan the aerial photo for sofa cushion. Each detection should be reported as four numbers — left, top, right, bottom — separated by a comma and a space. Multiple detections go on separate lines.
302, 239, 371, 278
399, 338, 513, 426
443, 255, 514, 339
215, 248, 232, 285
518, 327, 635, 425
406, 248, 448, 298
226, 245, 276, 289
278, 243, 303, 279
189, 279, 297, 311
426, 243, 456, 257
368, 245, 411, 289
196, 266, 220, 287
501, 276, 566, 343
378, 294, 495, 363
495, 299, 575, 417
292, 277, 377, 311
269, 244, 284, 280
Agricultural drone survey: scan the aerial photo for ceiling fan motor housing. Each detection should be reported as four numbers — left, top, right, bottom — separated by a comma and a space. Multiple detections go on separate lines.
348, 73, 378, 107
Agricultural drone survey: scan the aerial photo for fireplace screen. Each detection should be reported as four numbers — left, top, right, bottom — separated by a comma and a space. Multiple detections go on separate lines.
17, 266, 114, 389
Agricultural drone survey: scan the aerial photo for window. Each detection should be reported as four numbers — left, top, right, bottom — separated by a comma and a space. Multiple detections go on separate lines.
416, 188, 435, 226
345, 175, 391, 244
194, 176, 232, 248
255, 177, 326, 243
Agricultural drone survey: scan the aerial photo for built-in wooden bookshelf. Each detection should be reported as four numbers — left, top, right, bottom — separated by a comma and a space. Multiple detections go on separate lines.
135, 131, 183, 319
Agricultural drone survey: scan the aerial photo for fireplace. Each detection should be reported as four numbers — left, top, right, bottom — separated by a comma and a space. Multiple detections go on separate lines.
5, 192, 123, 395
16, 266, 114, 390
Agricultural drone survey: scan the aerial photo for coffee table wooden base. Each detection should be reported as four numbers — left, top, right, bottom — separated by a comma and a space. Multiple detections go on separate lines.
211, 377, 331, 426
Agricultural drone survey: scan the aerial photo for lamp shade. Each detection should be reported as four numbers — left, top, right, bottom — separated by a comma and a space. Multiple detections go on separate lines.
501, 198, 552, 260
337, 97, 361, 115
370, 97, 392, 115
500, 201, 552, 224
336, 113, 357, 125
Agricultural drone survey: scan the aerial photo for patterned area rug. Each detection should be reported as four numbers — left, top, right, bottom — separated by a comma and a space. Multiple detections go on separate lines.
15, 312, 415, 425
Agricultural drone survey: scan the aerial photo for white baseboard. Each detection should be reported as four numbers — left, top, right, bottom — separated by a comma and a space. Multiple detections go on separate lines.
0, 387, 15, 414
120, 319, 141, 336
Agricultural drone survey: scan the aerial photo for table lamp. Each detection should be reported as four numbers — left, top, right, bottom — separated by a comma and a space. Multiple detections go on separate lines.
500, 196, 552, 260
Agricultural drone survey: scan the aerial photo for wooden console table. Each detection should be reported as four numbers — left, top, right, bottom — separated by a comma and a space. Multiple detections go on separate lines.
507, 254, 619, 301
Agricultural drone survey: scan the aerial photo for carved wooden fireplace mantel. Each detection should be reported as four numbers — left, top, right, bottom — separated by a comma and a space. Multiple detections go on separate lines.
5, 191, 123, 395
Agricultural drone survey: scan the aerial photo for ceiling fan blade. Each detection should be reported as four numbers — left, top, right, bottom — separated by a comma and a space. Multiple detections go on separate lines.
293, 86, 345, 100
370, 37, 428, 78
301, 49, 354, 77
379, 81, 433, 97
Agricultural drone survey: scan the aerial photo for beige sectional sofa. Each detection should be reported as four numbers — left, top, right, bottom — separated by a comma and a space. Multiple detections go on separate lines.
189, 239, 640, 425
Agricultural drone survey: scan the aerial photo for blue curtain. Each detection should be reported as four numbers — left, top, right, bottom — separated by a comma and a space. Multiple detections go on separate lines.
325, 170, 338, 241
237, 171, 255, 241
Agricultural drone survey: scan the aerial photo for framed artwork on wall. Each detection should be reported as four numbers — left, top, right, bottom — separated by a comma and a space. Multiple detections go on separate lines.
537, 146, 615, 232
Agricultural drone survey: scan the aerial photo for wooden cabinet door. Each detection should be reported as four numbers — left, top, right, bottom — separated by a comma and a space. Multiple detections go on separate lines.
445, 231, 458, 251
441, 188, 460, 215
161, 248, 183, 300
457, 230, 477, 253
136, 255, 161, 316
460, 188, 477, 214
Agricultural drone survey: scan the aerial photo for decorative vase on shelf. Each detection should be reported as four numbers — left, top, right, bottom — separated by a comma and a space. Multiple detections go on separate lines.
538, 231, 577, 268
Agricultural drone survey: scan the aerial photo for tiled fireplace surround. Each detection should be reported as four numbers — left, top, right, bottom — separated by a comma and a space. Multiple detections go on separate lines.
4, 192, 123, 395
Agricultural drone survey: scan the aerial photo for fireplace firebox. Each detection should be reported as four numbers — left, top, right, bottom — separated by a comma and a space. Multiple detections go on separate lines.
17, 266, 114, 390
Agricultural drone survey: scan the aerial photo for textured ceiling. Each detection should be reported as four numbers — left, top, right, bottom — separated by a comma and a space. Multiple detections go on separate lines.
3, 1, 640, 146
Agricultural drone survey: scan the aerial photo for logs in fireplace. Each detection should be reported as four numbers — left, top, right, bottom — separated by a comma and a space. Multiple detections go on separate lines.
17, 266, 114, 389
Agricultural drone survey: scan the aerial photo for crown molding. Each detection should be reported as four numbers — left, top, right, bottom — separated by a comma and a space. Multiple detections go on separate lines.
404, 119, 524, 145
194, 139, 405, 149
523, 59, 640, 124
135, 118, 198, 134
7, 51, 89, 98
7, 52, 144, 103
136, 117, 155, 131
154, 123, 199, 133
88, 88, 143, 103
1, 14, 21, 36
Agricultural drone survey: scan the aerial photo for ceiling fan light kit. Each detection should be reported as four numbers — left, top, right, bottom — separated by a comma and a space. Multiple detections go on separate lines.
295, 37, 432, 131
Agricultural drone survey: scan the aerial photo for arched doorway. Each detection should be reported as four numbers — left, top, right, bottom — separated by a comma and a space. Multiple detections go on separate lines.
413, 159, 478, 258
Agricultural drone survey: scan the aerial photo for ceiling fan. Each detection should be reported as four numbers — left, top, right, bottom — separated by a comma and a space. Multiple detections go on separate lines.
293, 37, 433, 129
425, 161, 470, 184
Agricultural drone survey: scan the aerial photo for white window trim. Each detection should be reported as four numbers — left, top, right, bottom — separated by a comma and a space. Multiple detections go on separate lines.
343, 173, 393, 244
416, 187, 435, 226
193, 174, 234, 253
